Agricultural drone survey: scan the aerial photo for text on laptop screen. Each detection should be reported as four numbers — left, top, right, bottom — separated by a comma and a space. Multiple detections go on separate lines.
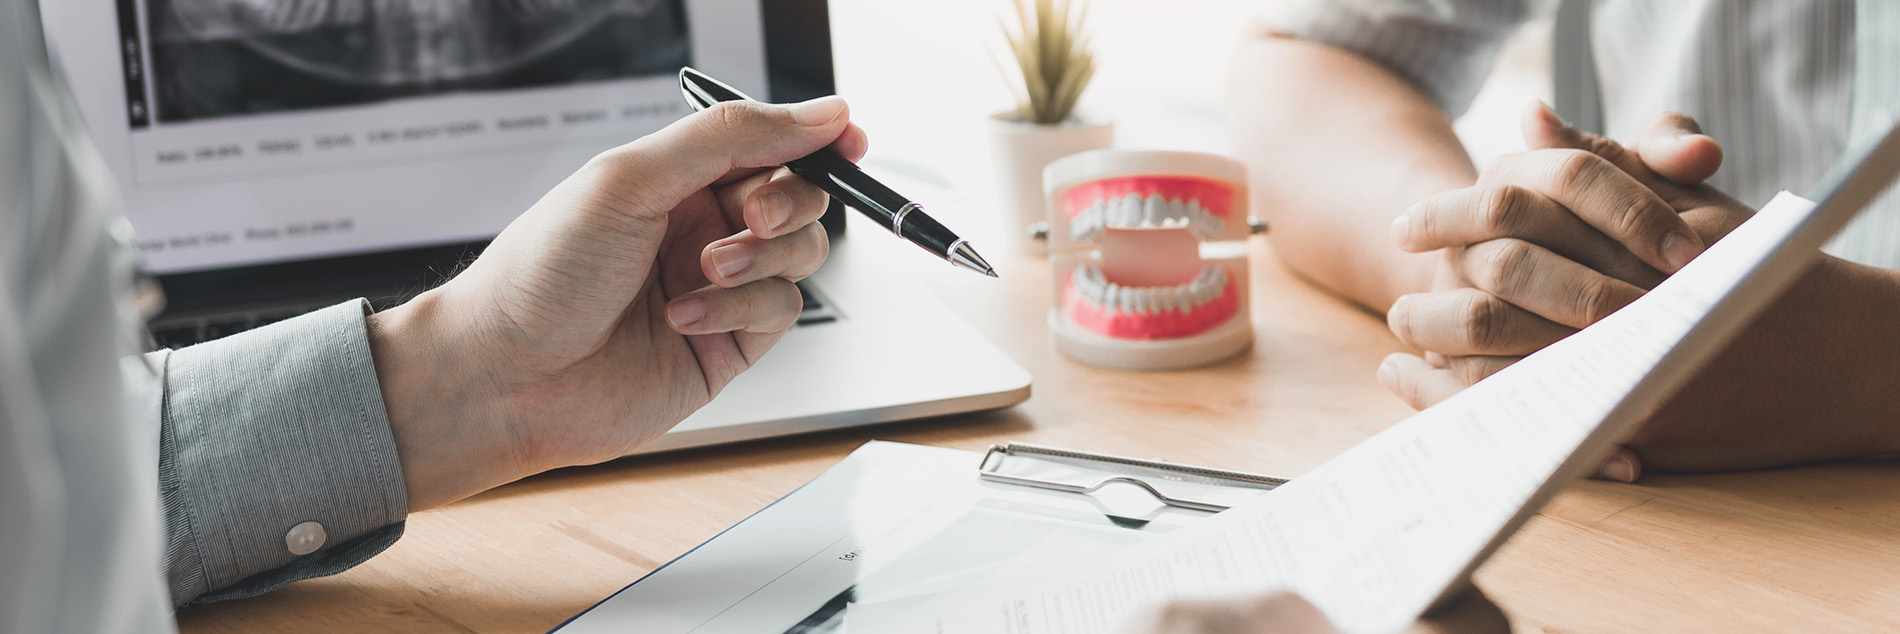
42, 0, 771, 274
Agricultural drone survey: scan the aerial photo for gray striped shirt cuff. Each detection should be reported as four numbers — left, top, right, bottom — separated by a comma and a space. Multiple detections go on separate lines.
157, 300, 408, 606
1258, 0, 1542, 117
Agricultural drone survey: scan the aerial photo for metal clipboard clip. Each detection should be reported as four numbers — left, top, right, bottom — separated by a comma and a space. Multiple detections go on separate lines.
977, 442, 1290, 513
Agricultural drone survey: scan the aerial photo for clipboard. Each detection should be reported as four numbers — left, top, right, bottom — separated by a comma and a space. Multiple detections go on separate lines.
550, 440, 1291, 634
977, 442, 1289, 512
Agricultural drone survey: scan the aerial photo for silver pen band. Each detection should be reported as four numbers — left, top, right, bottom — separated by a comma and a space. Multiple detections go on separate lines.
891, 202, 921, 234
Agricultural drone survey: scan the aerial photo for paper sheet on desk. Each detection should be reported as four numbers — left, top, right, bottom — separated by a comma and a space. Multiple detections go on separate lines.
894, 192, 1820, 634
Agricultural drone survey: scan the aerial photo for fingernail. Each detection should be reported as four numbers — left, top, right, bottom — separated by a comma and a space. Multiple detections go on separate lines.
711, 243, 752, 278
667, 298, 705, 328
1377, 359, 1399, 391
760, 192, 792, 233
789, 96, 846, 126
1661, 231, 1702, 271
1389, 215, 1413, 249
1669, 131, 1713, 150
1598, 454, 1638, 483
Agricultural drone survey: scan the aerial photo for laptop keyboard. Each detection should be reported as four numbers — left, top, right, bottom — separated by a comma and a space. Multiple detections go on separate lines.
150, 281, 839, 350
795, 281, 838, 326
149, 309, 307, 349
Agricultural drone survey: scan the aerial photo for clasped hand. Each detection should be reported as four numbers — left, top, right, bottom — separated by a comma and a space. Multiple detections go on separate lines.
1378, 103, 1754, 480
367, 97, 868, 510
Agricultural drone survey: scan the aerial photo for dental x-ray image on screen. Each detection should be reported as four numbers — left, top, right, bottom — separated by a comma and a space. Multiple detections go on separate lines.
144, 0, 692, 123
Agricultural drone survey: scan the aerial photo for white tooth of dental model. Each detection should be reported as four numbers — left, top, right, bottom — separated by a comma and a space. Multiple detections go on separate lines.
1044, 149, 1258, 371
1075, 263, 1237, 315
1143, 195, 1166, 225
1109, 194, 1131, 226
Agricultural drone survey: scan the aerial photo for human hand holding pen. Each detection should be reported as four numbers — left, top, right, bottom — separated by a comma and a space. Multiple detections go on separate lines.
365, 96, 867, 510
680, 66, 997, 277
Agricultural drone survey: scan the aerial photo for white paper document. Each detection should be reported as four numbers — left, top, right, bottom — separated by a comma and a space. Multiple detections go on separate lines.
905, 192, 1825, 634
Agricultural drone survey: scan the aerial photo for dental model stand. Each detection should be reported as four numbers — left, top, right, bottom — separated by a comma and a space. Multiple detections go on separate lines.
1043, 150, 1255, 370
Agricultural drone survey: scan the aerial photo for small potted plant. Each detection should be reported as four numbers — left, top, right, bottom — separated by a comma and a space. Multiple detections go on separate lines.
989, 0, 1112, 254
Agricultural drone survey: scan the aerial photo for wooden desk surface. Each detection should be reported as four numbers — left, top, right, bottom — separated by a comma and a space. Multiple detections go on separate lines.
175, 230, 1900, 633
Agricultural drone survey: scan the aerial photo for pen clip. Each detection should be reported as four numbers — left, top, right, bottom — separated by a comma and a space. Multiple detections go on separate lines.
679, 66, 754, 112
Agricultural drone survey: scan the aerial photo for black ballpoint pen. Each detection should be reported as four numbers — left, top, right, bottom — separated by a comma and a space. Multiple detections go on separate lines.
678, 66, 998, 278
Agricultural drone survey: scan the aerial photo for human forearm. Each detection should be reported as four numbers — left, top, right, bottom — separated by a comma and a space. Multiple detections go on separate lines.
1227, 30, 1476, 311
1638, 256, 1900, 470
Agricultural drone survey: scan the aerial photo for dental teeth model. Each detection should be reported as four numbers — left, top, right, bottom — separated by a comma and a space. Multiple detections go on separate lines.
1043, 150, 1255, 370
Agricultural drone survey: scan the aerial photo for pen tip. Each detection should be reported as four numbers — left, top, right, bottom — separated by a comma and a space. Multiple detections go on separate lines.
950, 241, 998, 278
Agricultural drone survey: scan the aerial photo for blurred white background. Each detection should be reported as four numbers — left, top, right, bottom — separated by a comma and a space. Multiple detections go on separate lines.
824, 0, 1553, 236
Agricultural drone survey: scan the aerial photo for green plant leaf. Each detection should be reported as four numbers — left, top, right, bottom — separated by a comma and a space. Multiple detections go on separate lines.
994, 0, 1094, 124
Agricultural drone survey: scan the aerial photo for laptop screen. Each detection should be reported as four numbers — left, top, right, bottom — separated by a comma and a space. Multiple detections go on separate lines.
42, 0, 787, 276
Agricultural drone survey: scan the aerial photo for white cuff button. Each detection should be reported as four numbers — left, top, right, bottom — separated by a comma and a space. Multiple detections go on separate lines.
286, 521, 327, 556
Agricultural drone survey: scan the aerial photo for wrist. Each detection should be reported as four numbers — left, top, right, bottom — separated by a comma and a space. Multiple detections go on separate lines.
1842, 262, 1900, 457
367, 288, 527, 511
1795, 259, 1900, 458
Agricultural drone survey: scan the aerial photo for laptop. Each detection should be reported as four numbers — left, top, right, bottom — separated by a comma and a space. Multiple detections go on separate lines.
39, 0, 1031, 453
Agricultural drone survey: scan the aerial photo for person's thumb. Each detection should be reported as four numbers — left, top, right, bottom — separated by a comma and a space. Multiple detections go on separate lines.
585, 96, 852, 219
1523, 101, 1723, 188
1625, 112, 1723, 185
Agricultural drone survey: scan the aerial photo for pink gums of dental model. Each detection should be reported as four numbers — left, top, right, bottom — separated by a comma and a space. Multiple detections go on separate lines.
1061, 175, 1235, 222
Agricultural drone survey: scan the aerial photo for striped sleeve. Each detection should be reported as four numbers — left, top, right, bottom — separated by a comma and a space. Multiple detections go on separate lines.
1257, 0, 1558, 117
1823, 0, 1900, 268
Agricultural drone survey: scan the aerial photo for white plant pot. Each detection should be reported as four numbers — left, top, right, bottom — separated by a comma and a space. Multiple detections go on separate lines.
987, 112, 1113, 255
